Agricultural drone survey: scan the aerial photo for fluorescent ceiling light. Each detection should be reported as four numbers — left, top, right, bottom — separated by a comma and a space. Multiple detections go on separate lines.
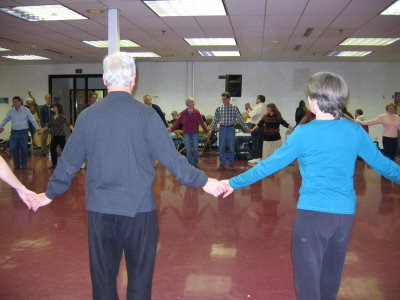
0, 5, 87, 21
127, 52, 161, 58
198, 51, 240, 57
185, 38, 236, 46
143, 0, 226, 16
83, 40, 140, 48
326, 51, 371, 57
381, 1, 400, 15
340, 38, 399, 46
0, 47, 10, 51
2, 54, 50, 60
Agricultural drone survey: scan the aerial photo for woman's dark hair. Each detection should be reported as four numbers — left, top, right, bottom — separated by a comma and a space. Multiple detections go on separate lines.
266, 103, 282, 120
355, 109, 363, 116
257, 95, 266, 103
305, 72, 348, 120
299, 100, 307, 112
54, 103, 64, 115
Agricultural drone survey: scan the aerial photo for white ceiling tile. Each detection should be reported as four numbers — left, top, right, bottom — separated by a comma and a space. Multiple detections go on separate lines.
202, 27, 235, 37
230, 16, 264, 29
303, 0, 351, 15
225, 0, 266, 16
265, 15, 300, 28
342, 0, 395, 15
195, 16, 231, 29
266, 0, 308, 15
330, 14, 373, 28
161, 16, 200, 29
297, 14, 337, 28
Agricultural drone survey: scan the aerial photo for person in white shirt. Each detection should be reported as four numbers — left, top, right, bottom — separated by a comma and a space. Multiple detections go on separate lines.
245, 95, 267, 164
362, 102, 400, 160
354, 109, 369, 133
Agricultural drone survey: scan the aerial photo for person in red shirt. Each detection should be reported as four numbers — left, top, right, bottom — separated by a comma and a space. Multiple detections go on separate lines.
169, 97, 211, 168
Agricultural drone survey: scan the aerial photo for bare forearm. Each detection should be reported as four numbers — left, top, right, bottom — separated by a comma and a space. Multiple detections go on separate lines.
0, 156, 26, 191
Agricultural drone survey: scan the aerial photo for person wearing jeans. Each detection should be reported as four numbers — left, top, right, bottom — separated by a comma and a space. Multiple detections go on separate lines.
0, 96, 40, 169
210, 92, 249, 170
169, 97, 210, 168
222, 72, 400, 299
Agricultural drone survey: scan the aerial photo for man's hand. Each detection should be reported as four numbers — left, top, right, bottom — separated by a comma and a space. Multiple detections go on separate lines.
221, 180, 234, 198
0, 128, 4, 133
206, 131, 212, 137
31, 193, 53, 212
246, 128, 252, 134
16, 187, 37, 210
202, 178, 227, 197
167, 127, 172, 132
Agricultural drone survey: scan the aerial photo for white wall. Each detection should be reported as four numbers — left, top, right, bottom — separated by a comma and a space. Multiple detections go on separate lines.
1, 60, 399, 144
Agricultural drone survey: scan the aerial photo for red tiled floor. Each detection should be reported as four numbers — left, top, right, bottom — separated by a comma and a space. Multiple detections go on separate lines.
0, 155, 399, 299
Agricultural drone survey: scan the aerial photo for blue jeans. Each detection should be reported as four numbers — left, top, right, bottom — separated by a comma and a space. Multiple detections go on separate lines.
183, 133, 199, 166
218, 126, 235, 167
9, 129, 29, 167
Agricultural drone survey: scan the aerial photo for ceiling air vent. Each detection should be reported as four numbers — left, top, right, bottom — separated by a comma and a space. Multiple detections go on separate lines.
303, 27, 313, 38
293, 45, 302, 51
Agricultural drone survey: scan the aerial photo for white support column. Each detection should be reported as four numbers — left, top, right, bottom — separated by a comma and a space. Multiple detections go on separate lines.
108, 8, 120, 54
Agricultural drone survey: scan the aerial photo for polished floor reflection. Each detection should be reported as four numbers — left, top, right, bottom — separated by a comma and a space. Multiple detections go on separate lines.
0, 155, 399, 299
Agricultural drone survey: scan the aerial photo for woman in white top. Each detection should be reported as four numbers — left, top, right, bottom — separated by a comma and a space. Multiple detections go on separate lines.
363, 102, 400, 160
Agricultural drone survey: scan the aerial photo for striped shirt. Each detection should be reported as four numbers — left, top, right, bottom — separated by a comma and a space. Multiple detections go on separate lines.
211, 103, 247, 130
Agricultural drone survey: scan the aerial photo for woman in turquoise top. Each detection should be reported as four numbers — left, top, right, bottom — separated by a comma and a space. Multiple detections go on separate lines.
222, 72, 400, 300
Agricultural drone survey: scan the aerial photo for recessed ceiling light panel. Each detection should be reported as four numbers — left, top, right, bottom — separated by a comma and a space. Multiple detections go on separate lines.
381, 0, 400, 15
185, 38, 236, 46
0, 5, 87, 21
340, 38, 399, 46
83, 40, 141, 48
198, 51, 240, 57
126, 52, 161, 58
2, 54, 50, 60
144, 0, 226, 16
0, 47, 10, 51
326, 51, 371, 57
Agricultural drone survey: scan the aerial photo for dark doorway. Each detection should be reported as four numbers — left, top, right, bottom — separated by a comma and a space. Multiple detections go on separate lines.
49, 74, 107, 124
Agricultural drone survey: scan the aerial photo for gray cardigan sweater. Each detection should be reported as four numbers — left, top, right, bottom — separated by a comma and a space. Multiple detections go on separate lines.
46, 91, 207, 217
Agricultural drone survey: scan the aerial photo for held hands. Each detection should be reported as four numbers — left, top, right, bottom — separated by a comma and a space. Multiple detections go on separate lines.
202, 178, 228, 197
202, 178, 235, 198
30, 193, 53, 212
16, 186, 37, 210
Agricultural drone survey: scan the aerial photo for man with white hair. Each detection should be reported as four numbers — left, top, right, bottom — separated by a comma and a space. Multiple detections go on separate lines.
30, 52, 226, 299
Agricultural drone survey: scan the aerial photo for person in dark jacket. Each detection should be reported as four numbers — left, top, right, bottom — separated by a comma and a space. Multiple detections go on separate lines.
295, 100, 308, 125
30, 52, 226, 300
143, 94, 168, 127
